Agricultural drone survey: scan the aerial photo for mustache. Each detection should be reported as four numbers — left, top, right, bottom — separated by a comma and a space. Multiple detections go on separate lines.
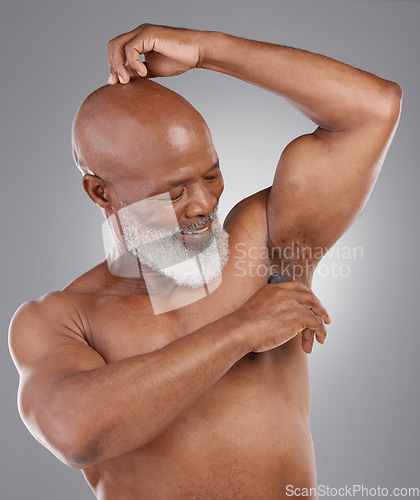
178, 205, 218, 232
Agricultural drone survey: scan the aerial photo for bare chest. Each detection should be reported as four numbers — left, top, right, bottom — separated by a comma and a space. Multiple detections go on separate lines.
82, 271, 259, 363
79, 266, 309, 420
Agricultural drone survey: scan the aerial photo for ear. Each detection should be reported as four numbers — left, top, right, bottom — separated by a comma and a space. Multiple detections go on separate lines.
82, 174, 114, 209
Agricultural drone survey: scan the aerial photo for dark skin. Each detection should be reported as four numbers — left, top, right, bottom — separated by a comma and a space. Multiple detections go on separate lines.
9, 25, 401, 499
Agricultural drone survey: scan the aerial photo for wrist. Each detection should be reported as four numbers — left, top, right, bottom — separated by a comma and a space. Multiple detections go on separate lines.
220, 310, 253, 357
196, 30, 227, 70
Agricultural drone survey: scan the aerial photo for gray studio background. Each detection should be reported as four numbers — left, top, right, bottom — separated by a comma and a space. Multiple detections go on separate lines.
1, 0, 419, 498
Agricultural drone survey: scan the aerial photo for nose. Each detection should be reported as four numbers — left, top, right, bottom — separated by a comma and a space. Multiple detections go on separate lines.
184, 182, 217, 220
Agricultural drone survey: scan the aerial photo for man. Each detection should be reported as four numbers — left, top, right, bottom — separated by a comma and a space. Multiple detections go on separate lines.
9, 24, 401, 499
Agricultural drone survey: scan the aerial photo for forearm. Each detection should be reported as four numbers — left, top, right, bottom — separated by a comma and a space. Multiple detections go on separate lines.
45, 313, 248, 468
200, 31, 400, 131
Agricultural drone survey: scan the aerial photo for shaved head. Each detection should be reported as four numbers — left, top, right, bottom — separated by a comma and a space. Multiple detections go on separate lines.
71, 77, 213, 183
72, 78, 227, 291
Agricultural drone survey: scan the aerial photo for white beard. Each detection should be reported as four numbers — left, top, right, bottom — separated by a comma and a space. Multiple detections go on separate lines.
111, 200, 229, 289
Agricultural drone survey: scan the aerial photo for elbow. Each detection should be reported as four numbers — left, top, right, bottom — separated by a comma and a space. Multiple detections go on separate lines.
348, 81, 402, 132
20, 412, 97, 469
378, 81, 403, 125
63, 449, 101, 470
30, 411, 104, 469
18, 378, 107, 469
388, 81, 403, 102
54, 431, 103, 469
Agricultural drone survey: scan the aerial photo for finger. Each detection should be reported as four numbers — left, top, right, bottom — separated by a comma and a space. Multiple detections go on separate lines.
301, 328, 315, 354
301, 307, 327, 344
293, 290, 331, 324
273, 280, 326, 302
143, 61, 155, 78
269, 281, 332, 323
125, 42, 149, 77
108, 65, 119, 85
108, 31, 139, 66
108, 34, 137, 83
278, 280, 310, 292
126, 65, 141, 77
115, 46, 133, 83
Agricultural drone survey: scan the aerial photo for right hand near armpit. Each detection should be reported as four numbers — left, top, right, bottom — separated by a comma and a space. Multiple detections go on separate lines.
235, 281, 332, 354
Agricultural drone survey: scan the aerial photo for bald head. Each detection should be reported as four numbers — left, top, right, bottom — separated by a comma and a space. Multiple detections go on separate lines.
72, 77, 213, 182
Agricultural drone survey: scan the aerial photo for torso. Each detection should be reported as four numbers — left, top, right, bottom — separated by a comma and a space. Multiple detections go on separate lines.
62, 190, 317, 499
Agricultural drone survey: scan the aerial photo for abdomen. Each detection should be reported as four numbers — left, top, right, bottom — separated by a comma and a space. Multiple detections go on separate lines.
85, 341, 316, 499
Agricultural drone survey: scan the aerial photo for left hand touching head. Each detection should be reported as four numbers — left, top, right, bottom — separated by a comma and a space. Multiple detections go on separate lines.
107, 23, 207, 84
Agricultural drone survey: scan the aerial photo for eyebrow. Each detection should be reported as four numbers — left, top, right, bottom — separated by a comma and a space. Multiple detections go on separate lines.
167, 159, 220, 189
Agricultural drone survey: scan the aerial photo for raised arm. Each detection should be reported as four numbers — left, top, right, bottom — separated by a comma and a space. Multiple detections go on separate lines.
203, 32, 402, 265
108, 24, 402, 268
8, 287, 330, 468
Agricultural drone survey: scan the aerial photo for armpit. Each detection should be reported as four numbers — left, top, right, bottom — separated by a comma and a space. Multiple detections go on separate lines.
267, 233, 325, 287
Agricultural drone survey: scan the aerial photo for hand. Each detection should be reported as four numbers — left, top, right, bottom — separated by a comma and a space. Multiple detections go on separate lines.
235, 281, 332, 354
107, 23, 206, 84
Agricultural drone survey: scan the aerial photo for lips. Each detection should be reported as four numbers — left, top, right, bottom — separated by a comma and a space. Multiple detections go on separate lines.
177, 222, 213, 243
181, 226, 210, 235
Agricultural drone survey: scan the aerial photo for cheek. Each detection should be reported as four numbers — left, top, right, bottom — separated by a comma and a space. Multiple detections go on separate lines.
113, 179, 157, 208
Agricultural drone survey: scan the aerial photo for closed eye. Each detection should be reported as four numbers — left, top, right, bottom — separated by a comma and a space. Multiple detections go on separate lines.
204, 173, 220, 181
170, 168, 220, 200
170, 189, 184, 201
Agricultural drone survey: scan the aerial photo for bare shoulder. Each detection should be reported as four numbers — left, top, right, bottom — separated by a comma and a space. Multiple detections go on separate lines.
8, 290, 89, 372
8, 260, 118, 373
224, 187, 270, 246
64, 261, 110, 294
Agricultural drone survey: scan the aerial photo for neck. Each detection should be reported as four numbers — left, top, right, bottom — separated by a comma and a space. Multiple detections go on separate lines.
103, 257, 181, 297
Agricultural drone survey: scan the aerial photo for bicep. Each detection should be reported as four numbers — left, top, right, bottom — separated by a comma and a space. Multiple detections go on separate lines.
267, 118, 398, 257
9, 300, 106, 434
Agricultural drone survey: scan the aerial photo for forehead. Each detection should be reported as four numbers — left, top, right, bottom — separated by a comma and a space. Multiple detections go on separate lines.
110, 113, 218, 198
